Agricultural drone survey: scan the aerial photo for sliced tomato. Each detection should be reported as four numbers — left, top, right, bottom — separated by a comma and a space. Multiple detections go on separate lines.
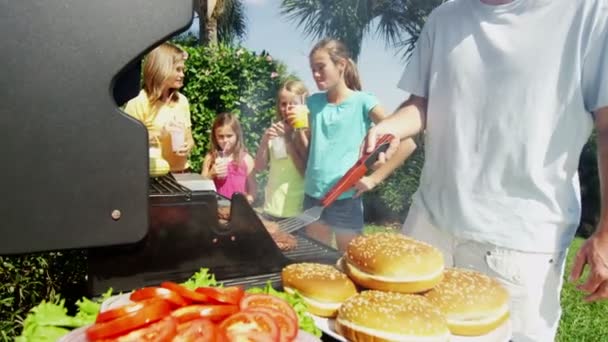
161, 282, 210, 303
173, 319, 217, 342
86, 300, 171, 340
100, 316, 177, 342
245, 307, 297, 342
239, 294, 297, 323
195, 286, 244, 305
171, 304, 239, 324
219, 311, 279, 342
224, 331, 278, 342
96, 299, 160, 323
130, 287, 188, 307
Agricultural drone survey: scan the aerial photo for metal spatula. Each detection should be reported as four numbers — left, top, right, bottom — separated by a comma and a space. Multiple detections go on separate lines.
278, 134, 395, 234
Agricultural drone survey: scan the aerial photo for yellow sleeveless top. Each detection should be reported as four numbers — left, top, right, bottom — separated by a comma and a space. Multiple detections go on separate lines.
263, 139, 305, 218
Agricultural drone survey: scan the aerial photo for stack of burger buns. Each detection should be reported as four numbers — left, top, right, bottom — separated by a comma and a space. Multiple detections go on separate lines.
282, 263, 357, 317
281, 232, 510, 342
340, 232, 444, 293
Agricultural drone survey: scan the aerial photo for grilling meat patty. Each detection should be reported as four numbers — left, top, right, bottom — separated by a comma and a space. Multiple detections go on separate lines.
217, 207, 297, 251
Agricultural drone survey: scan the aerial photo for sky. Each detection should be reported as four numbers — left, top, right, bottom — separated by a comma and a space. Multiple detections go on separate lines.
189, 0, 409, 112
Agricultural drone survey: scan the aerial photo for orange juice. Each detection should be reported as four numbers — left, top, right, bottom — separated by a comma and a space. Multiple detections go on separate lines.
292, 105, 309, 129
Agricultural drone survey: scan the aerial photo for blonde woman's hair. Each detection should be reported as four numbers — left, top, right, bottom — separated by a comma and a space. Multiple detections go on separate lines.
310, 39, 361, 91
142, 42, 187, 113
276, 79, 309, 120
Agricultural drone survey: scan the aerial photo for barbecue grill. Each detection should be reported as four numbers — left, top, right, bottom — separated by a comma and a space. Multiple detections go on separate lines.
2, 3, 343, 341
88, 174, 341, 295
1, 0, 340, 299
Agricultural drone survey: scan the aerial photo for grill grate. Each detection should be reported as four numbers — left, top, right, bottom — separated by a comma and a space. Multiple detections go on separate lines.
149, 175, 190, 197
221, 234, 341, 289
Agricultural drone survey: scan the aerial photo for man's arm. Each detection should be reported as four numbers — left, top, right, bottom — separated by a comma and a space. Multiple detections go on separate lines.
571, 106, 608, 302
365, 95, 428, 156
354, 104, 419, 196
595, 107, 608, 236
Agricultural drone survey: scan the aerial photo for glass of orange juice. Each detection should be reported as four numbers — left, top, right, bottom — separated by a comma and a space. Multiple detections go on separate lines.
290, 94, 309, 130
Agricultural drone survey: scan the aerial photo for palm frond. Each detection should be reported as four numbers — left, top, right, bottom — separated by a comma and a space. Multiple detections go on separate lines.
218, 0, 247, 44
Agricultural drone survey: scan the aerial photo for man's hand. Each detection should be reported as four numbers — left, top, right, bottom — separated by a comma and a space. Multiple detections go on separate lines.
570, 230, 608, 302
362, 126, 401, 170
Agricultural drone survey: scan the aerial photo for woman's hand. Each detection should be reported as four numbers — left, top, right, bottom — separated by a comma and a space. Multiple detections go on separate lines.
174, 142, 193, 156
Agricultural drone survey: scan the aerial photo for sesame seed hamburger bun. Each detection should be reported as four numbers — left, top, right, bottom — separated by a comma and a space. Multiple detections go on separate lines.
335, 290, 450, 342
423, 268, 510, 336
281, 263, 357, 317
342, 233, 444, 293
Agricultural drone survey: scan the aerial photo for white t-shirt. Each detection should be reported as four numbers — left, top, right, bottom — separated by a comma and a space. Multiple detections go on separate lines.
398, 0, 608, 252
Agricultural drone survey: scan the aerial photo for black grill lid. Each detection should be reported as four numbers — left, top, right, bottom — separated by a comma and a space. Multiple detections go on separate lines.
0, 1, 192, 255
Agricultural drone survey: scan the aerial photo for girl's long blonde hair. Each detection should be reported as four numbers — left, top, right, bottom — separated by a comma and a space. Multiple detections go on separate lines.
276, 79, 308, 120
310, 39, 362, 91
210, 113, 246, 163
142, 42, 187, 113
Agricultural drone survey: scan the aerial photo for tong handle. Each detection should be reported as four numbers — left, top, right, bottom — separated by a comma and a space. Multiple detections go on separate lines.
320, 134, 395, 207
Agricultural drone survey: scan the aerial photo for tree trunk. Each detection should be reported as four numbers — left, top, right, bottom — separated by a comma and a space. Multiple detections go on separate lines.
198, 0, 218, 46
205, 16, 218, 45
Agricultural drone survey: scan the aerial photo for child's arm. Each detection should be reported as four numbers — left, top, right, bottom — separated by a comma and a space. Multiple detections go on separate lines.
285, 107, 311, 163
354, 106, 418, 197
201, 153, 214, 179
244, 153, 257, 203
254, 126, 275, 172
291, 129, 310, 165
285, 137, 306, 177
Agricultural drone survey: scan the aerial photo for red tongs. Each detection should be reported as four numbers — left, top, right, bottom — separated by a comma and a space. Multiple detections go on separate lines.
277, 134, 395, 233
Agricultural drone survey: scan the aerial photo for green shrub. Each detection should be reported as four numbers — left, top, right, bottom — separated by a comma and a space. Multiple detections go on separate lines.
364, 137, 425, 223
180, 44, 289, 174
0, 251, 87, 341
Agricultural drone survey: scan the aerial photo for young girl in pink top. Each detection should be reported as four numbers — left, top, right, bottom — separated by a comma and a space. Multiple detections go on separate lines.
202, 113, 256, 202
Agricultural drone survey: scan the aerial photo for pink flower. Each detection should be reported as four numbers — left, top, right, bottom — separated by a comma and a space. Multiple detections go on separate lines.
270, 72, 279, 79
266, 55, 273, 62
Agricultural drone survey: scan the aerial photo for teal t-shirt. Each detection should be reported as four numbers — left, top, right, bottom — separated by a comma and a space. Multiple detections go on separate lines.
305, 91, 378, 199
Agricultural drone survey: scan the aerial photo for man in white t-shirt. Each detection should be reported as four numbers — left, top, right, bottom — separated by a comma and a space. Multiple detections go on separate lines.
366, 0, 608, 341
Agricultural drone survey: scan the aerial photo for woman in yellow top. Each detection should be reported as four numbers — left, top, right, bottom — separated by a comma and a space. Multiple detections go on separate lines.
124, 42, 194, 173
254, 80, 308, 219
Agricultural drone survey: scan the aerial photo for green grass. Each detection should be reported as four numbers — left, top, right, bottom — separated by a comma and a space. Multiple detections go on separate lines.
557, 237, 608, 342
363, 226, 608, 341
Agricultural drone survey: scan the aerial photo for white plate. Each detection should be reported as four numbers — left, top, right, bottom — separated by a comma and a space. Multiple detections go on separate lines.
311, 315, 512, 342
58, 325, 321, 342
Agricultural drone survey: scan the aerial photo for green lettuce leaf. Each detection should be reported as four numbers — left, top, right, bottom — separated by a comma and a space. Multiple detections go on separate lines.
182, 268, 221, 289
16, 288, 113, 341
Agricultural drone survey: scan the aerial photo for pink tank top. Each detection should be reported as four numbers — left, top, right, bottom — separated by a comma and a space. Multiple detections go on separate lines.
214, 160, 248, 199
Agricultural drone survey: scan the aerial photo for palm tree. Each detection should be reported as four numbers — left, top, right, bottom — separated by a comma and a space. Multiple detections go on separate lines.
280, 0, 444, 61
196, 0, 247, 45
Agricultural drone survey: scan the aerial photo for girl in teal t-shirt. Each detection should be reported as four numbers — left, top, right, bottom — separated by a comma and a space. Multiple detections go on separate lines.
288, 39, 416, 251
